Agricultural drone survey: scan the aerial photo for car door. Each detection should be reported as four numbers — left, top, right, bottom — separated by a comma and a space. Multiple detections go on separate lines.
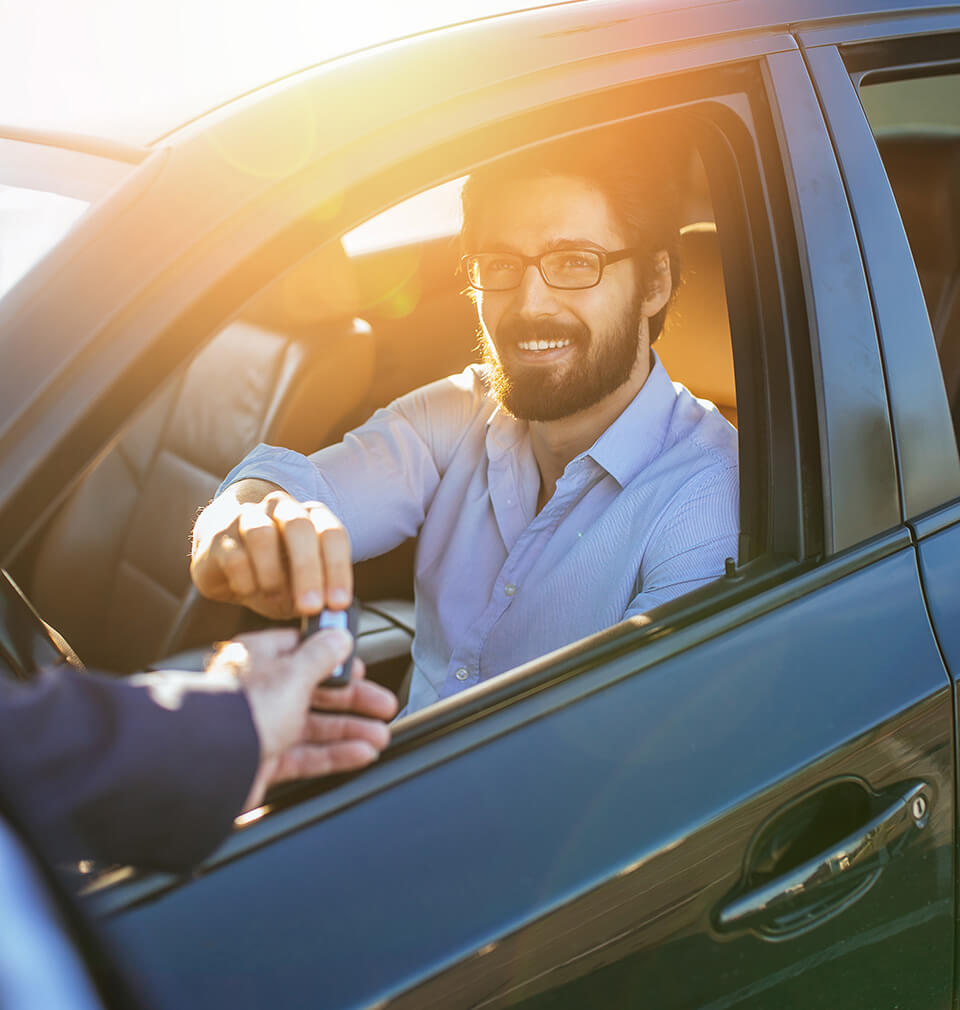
802, 23, 960, 698
69, 16, 956, 1010
805, 21, 960, 1004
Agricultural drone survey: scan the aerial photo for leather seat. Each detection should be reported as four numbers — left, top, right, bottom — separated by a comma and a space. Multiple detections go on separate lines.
877, 131, 960, 436
27, 316, 375, 673
657, 221, 737, 426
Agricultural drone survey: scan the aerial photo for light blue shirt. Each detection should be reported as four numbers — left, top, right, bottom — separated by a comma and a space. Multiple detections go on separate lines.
220, 355, 739, 713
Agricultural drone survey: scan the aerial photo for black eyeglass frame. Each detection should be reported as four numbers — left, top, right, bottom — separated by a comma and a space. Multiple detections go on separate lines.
460, 247, 638, 291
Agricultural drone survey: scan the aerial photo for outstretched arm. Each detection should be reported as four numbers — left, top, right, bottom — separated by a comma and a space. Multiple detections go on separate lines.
191, 367, 492, 619
0, 627, 396, 872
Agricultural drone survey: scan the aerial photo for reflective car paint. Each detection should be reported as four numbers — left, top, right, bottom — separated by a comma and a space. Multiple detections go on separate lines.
104, 541, 953, 1008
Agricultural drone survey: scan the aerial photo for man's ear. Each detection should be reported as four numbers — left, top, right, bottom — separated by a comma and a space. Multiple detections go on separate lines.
640, 250, 672, 318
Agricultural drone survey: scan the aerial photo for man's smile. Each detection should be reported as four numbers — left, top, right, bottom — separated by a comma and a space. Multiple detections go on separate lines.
508, 333, 581, 368
495, 316, 587, 370
516, 337, 573, 352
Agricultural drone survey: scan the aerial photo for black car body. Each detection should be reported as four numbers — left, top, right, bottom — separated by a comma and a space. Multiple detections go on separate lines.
2, 0, 960, 1006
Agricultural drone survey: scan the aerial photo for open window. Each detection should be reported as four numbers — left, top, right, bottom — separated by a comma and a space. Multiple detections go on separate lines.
9, 62, 812, 758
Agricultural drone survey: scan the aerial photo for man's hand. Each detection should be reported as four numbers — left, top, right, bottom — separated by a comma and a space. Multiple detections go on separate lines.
206, 627, 398, 810
191, 480, 353, 619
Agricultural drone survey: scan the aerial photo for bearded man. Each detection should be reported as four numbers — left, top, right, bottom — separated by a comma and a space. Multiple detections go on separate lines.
190, 133, 740, 714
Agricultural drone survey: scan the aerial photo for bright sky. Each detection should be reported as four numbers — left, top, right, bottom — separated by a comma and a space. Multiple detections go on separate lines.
0, 0, 558, 144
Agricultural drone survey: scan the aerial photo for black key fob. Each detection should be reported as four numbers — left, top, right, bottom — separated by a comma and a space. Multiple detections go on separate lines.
299, 604, 358, 687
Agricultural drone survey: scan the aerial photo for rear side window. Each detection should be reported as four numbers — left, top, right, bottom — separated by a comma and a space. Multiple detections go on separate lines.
858, 72, 960, 444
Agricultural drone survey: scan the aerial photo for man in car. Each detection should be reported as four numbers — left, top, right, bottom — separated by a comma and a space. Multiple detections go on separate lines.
190, 131, 740, 714
0, 625, 397, 871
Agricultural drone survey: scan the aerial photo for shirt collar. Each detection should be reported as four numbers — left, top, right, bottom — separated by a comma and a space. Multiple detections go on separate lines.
482, 352, 678, 484
585, 351, 677, 488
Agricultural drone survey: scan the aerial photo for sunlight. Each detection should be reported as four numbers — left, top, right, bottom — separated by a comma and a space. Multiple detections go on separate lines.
234, 806, 268, 828
342, 176, 464, 256
0, 186, 89, 299
0, 1, 541, 143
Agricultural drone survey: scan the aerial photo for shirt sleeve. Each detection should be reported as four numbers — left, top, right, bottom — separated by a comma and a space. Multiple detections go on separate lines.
623, 463, 740, 618
217, 367, 490, 561
0, 666, 259, 872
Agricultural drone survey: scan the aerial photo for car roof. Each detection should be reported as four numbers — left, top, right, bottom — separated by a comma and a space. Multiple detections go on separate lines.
0, 1, 585, 151
1, 0, 952, 153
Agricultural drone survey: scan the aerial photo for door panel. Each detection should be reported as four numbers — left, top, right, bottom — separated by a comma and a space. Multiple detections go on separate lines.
916, 508, 960, 679
106, 544, 954, 1009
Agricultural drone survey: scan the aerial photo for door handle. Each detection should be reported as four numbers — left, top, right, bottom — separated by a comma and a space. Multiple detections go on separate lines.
716, 780, 930, 936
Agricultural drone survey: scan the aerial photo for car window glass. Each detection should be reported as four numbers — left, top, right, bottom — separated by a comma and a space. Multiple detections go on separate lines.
859, 74, 960, 130
342, 176, 465, 256
0, 184, 89, 301
858, 72, 960, 446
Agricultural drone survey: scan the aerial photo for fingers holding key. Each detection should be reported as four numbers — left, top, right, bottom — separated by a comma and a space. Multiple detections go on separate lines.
265, 494, 353, 613
237, 504, 286, 597
193, 488, 353, 617
211, 532, 259, 600
307, 504, 354, 611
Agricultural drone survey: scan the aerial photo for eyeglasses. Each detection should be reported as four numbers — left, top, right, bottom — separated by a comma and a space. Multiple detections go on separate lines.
461, 247, 637, 291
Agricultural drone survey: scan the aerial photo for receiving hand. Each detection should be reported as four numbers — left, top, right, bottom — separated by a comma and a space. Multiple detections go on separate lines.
205, 626, 398, 810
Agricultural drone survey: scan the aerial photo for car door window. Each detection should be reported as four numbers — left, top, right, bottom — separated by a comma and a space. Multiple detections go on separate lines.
56, 56, 805, 764
15, 109, 774, 703
0, 185, 89, 300
0, 137, 135, 304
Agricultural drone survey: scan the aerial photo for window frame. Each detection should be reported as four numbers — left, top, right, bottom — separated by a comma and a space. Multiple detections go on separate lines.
80, 55, 827, 908
802, 33, 960, 528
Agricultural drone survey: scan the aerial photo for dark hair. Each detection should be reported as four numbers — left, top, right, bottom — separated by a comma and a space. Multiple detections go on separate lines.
460, 127, 682, 340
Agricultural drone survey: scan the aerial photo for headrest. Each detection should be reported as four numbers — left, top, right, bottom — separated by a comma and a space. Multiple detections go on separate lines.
657, 221, 735, 414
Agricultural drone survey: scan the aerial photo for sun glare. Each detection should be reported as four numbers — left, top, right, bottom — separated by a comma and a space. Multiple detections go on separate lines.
343, 177, 464, 256
1, 1, 543, 143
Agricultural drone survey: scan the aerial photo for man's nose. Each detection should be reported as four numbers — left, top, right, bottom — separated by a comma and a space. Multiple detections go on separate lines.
512, 262, 558, 315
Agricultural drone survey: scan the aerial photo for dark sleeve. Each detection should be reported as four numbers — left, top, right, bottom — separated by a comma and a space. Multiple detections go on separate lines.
0, 665, 260, 872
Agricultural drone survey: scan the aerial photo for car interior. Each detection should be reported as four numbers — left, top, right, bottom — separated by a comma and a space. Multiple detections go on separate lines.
7, 127, 737, 707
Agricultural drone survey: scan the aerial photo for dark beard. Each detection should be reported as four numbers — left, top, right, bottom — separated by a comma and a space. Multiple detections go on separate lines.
481, 304, 643, 422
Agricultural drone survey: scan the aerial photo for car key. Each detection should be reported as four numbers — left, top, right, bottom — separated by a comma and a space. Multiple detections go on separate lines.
299, 603, 358, 687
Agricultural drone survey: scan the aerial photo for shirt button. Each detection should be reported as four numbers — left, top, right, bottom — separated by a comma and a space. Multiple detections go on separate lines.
455, 667, 469, 681
504, 583, 517, 597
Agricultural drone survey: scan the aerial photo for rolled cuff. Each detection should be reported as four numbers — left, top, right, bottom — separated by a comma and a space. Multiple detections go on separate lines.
218, 444, 322, 503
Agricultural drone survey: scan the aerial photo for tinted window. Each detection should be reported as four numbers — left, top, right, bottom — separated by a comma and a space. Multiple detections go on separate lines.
859, 72, 960, 444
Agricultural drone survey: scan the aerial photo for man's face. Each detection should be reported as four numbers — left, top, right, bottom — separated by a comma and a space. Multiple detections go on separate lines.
473, 174, 651, 422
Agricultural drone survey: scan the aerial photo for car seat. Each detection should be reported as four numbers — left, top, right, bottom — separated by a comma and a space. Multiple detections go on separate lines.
26, 315, 376, 673
656, 221, 736, 426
